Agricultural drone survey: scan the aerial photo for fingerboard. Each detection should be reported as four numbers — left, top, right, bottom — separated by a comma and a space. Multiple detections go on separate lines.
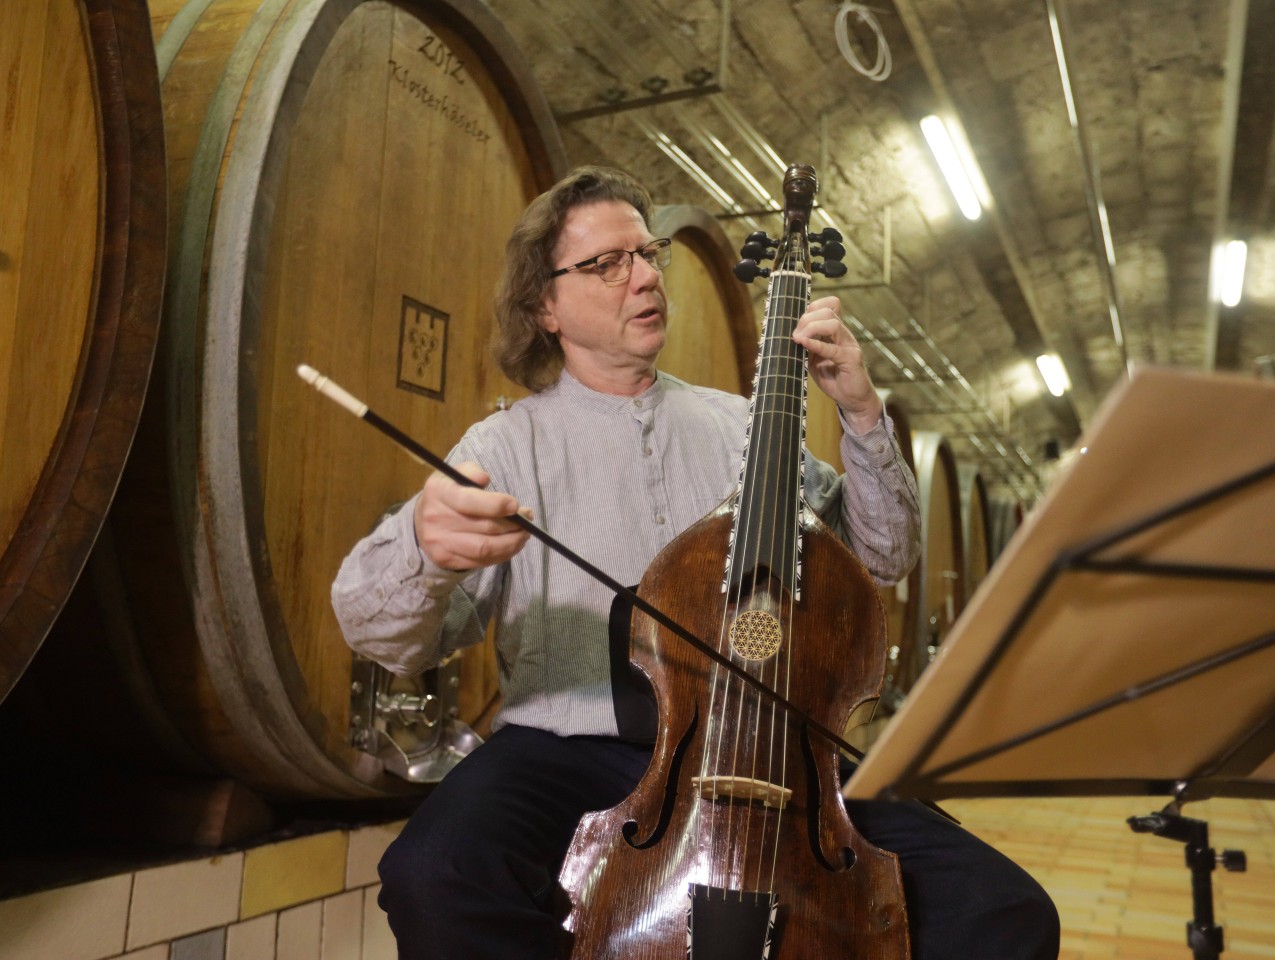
725, 266, 811, 599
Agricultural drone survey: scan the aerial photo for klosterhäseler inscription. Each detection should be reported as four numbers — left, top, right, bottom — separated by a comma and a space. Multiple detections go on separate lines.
388, 59, 492, 144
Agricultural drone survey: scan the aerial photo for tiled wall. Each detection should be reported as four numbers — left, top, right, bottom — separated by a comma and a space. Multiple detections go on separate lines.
0, 820, 405, 960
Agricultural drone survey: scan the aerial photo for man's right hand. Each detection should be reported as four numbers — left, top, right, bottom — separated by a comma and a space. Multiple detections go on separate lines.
414, 461, 532, 571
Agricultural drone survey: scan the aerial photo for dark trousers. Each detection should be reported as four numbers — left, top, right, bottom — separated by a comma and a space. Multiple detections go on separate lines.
378, 725, 1060, 960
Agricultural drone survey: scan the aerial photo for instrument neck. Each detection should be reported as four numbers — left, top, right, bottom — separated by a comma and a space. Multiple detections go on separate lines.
727, 267, 811, 598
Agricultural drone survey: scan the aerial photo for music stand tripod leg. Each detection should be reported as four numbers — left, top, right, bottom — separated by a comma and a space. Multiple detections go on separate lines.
1127, 811, 1247, 959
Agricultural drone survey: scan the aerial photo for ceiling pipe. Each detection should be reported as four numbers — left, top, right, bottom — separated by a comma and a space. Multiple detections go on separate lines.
556, 83, 723, 124
902, 316, 1039, 478
1204, 0, 1251, 370
1044, 0, 1130, 375
877, 315, 1040, 497
844, 312, 1039, 500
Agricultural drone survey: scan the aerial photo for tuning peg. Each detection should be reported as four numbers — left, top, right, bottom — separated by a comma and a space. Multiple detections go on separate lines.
740, 232, 777, 261
813, 260, 847, 279
814, 227, 843, 243
734, 259, 771, 284
812, 239, 846, 261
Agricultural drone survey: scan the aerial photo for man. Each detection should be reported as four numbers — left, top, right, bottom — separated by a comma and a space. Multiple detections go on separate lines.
333, 166, 1059, 959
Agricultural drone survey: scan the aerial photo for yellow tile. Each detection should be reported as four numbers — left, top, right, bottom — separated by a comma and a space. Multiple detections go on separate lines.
128, 853, 244, 950
242, 831, 348, 919
0, 875, 131, 960
226, 913, 277, 960
346, 821, 405, 889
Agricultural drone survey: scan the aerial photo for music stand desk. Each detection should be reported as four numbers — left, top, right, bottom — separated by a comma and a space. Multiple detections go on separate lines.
846, 367, 1275, 805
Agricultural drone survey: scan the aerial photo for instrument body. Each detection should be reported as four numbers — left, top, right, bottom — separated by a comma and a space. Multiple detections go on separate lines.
559, 166, 910, 959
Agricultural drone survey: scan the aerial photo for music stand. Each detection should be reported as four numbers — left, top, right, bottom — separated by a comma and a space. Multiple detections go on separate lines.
844, 367, 1275, 958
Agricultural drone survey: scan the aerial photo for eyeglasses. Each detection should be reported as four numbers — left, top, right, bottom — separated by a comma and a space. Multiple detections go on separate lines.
549, 237, 673, 285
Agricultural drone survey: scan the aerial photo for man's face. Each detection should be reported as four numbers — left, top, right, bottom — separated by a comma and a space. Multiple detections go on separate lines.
540, 200, 668, 380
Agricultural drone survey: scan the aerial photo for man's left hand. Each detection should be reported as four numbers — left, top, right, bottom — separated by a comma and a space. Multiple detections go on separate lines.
792, 295, 883, 435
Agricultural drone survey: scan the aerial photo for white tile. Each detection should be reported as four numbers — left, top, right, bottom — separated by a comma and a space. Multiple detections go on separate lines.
0, 875, 132, 960
127, 854, 243, 950
226, 913, 276, 960
361, 886, 396, 960
276, 900, 322, 960
345, 821, 404, 889
320, 890, 363, 960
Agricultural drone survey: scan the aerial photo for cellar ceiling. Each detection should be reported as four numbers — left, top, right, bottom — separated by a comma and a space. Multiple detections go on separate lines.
486, 0, 1275, 500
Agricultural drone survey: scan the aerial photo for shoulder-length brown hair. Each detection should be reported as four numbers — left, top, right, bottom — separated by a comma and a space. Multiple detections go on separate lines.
494, 166, 653, 391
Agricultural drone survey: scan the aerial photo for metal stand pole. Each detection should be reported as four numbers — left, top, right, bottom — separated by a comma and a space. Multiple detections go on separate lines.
1128, 810, 1247, 959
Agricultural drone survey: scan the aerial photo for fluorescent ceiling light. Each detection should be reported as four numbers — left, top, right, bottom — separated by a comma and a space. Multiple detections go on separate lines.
920, 115, 982, 220
1036, 353, 1071, 397
1219, 239, 1248, 308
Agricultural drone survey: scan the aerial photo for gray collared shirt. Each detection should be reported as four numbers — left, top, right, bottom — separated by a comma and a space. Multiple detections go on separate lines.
331, 370, 919, 738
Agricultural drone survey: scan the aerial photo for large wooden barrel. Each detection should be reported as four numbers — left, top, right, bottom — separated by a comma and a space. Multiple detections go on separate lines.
88, 0, 567, 799
988, 496, 1025, 563
958, 462, 991, 603
0, 0, 165, 701
804, 389, 849, 471
650, 205, 756, 395
889, 430, 964, 701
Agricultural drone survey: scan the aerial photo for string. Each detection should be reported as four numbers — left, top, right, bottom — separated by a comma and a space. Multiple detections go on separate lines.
769, 262, 811, 895
731, 268, 787, 894
701, 278, 764, 896
700, 263, 769, 896
647, 253, 812, 901
703, 247, 811, 899
760, 264, 810, 896
745, 268, 791, 894
659, 253, 811, 897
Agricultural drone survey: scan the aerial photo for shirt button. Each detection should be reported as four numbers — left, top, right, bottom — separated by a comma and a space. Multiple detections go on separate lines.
634, 399, 644, 409
643, 446, 652, 456
376, 587, 385, 599
655, 514, 666, 525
